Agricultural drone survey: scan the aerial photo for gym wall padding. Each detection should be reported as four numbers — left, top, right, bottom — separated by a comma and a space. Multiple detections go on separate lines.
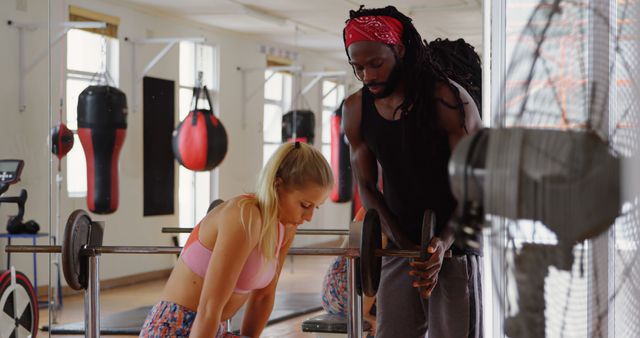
143, 77, 175, 216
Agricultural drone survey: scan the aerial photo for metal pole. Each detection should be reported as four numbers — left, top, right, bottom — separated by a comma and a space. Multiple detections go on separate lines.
18, 27, 25, 112
85, 255, 100, 338
347, 256, 363, 338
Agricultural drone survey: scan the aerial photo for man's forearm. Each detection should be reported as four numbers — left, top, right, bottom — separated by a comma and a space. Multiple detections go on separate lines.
359, 185, 414, 249
437, 222, 456, 250
438, 207, 462, 250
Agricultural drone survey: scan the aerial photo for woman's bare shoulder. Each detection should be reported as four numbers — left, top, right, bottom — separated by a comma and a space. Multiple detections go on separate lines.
204, 195, 263, 240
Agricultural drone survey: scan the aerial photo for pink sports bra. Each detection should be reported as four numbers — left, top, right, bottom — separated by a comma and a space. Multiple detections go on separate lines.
180, 219, 285, 294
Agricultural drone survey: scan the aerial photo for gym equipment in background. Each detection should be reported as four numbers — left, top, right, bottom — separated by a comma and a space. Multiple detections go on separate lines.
77, 85, 128, 214
50, 122, 74, 162
51, 98, 75, 171
172, 85, 228, 171
0, 160, 39, 234
282, 110, 315, 144
330, 100, 353, 203
0, 267, 39, 338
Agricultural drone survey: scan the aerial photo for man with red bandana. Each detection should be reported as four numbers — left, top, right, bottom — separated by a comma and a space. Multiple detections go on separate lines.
342, 6, 483, 338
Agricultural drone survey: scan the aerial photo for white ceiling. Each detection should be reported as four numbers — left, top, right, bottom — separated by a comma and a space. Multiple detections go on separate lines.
114, 0, 483, 61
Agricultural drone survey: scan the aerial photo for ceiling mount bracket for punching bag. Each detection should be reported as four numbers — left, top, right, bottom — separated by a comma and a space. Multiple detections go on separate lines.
125, 36, 206, 113
6, 20, 106, 112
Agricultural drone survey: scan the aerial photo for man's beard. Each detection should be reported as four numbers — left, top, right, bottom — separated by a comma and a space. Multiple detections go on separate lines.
366, 61, 403, 99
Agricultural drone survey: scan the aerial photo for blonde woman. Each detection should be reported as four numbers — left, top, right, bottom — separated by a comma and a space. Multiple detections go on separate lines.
140, 142, 333, 338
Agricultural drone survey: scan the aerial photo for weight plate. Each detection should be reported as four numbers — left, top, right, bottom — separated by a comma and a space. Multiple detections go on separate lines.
207, 199, 225, 213
62, 209, 92, 291
360, 209, 382, 297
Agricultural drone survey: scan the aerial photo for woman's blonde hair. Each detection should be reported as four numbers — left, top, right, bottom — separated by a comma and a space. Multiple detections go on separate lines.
240, 142, 334, 259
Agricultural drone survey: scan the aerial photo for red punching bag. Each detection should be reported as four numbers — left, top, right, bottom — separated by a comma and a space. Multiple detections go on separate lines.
330, 101, 353, 203
172, 86, 228, 171
51, 122, 74, 160
77, 85, 128, 214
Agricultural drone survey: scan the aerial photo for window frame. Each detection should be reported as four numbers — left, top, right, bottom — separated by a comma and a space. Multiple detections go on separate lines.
263, 69, 293, 166
320, 79, 345, 162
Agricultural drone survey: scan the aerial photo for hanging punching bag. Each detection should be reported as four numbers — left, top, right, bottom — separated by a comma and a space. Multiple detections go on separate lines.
282, 110, 315, 144
330, 101, 353, 202
51, 122, 74, 160
172, 86, 228, 171
77, 85, 128, 214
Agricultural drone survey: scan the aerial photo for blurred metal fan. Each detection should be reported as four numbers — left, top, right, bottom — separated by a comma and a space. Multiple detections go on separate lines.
448, 0, 639, 337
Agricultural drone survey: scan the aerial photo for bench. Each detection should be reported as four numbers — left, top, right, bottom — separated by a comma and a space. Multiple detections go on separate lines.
302, 313, 372, 337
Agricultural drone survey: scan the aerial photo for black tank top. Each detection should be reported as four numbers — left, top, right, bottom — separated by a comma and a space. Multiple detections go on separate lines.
360, 88, 479, 255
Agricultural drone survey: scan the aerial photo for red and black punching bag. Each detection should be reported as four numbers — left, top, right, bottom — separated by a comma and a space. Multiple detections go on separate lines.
172, 86, 228, 171
282, 110, 315, 144
330, 101, 353, 202
51, 122, 74, 160
77, 85, 127, 214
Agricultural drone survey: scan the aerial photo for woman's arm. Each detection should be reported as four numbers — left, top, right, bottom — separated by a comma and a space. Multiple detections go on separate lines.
240, 226, 296, 337
190, 204, 261, 337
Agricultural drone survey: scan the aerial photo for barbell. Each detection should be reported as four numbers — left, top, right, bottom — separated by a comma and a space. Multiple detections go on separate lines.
5, 208, 446, 295
5, 208, 447, 337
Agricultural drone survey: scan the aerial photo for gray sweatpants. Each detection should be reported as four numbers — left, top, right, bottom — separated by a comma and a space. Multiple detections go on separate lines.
376, 254, 482, 338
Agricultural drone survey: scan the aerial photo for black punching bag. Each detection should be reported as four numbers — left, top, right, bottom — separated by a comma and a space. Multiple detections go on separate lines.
330, 101, 352, 202
282, 110, 315, 144
77, 85, 128, 214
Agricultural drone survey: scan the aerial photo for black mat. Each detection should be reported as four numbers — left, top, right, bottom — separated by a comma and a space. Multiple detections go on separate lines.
43, 293, 321, 335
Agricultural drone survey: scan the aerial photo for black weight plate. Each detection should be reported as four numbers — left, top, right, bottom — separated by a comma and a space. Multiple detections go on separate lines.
360, 209, 382, 297
0, 269, 39, 338
420, 210, 436, 261
62, 209, 92, 291
207, 199, 225, 213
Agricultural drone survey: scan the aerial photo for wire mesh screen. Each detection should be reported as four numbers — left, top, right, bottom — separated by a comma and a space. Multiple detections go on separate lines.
489, 0, 640, 337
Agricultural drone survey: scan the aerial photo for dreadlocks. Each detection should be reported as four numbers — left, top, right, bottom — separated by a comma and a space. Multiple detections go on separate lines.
343, 5, 468, 132
429, 38, 482, 117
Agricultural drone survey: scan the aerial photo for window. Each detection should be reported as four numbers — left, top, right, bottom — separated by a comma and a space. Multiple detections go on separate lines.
66, 28, 119, 197
321, 80, 345, 161
178, 42, 218, 233
263, 70, 292, 166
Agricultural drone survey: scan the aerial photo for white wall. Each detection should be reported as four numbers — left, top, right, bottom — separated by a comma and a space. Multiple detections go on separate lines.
0, 0, 354, 288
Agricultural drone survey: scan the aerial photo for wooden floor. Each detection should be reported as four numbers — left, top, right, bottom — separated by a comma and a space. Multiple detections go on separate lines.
36, 255, 337, 338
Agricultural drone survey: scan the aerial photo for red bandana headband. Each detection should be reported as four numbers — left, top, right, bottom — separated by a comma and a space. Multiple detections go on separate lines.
344, 15, 403, 48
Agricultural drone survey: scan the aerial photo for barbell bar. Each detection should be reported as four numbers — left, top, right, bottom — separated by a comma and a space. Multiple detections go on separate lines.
171, 199, 352, 236
161, 227, 350, 236
5, 244, 435, 258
